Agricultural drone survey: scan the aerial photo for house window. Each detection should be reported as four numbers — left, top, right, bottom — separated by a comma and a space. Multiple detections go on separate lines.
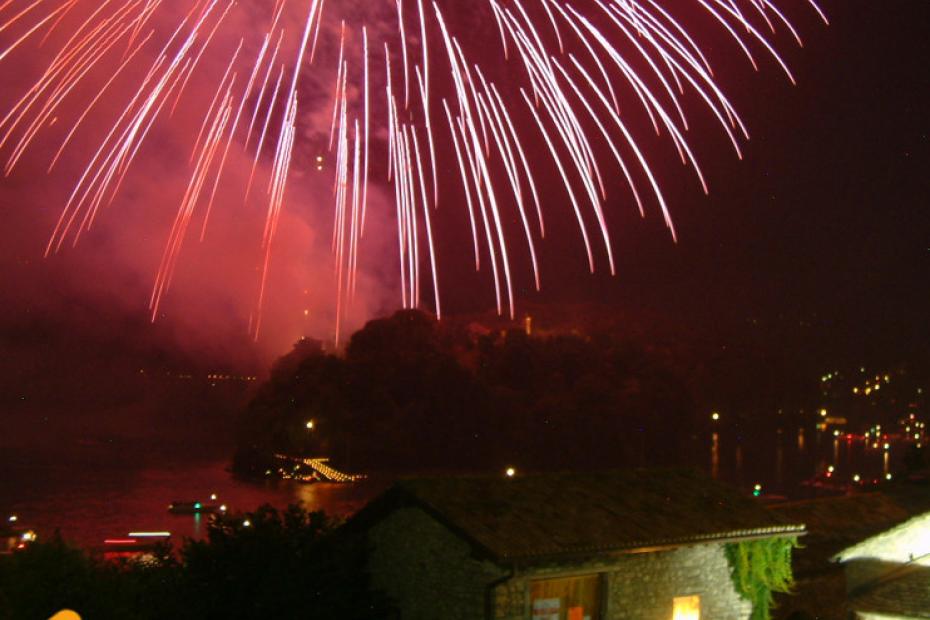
672, 595, 701, 620
530, 574, 601, 620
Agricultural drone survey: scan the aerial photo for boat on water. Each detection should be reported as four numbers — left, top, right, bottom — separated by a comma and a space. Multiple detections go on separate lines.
272, 454, 367, 483
103, 532, 171, 558
167, 493, 227, 515
1, 515, 37, 554
1, 528, 37, 554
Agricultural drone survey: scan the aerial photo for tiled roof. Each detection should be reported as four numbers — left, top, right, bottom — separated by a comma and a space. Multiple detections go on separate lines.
771, 493, 911, 574
851, 566, 930, 618
354, 469, 804, 562
773, 493, 910, 544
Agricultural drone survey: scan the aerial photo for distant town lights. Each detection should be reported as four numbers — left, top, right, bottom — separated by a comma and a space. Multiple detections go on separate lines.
8, 515, 17, 523
306, 420, 315, 430
242, 520, 251, 528
711, 412, 720, 422
505, 467, 516, 478
853, 474, 861, 483
820, 408, 828, 417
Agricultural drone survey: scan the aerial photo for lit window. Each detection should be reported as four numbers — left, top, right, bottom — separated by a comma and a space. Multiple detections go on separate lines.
673, 595, 700, 620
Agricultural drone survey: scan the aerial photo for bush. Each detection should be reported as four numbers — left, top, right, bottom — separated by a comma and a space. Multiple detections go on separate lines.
0, 506, 391, 620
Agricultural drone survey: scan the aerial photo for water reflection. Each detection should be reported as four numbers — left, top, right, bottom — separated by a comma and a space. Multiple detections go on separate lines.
3, 427, 909, 549
775, 435, 784, 489
734, 444, 743, 484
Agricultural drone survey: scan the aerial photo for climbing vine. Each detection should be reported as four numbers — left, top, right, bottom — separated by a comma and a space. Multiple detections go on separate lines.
725, 537, 799, 620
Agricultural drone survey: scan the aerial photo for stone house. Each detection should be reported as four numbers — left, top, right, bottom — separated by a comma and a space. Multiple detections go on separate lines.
833, 511, 930, 619
348, 469, 805, 620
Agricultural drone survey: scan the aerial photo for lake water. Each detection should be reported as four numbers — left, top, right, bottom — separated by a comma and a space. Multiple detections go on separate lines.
0, 447, 391, 550
0, 427, 903, 550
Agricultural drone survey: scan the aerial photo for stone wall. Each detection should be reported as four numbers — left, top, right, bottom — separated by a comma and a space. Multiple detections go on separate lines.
493, 543, 752, 620
605, 543, 752, 619
367, 506, 507, 620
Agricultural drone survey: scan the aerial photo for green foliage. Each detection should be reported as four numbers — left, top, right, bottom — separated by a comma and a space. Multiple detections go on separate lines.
725, 537, 798, 620
0, 506, 392, 620
0, 533, 128, 620
177, 505, 390, 619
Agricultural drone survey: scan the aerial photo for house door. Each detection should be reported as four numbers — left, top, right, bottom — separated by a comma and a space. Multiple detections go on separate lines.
530, 574, 602, 620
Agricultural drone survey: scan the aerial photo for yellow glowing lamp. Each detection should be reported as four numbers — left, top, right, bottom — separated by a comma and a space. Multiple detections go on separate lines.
505, 467, 516, 478
49, 612, 81, 620
673, 595, 701, 620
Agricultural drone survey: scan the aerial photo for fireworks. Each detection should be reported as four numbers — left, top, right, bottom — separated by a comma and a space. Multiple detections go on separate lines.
0, 0, 827, 342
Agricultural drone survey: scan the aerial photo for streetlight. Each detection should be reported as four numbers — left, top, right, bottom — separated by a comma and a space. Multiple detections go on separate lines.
505, 467, 516, 478
306, 420, 315, 430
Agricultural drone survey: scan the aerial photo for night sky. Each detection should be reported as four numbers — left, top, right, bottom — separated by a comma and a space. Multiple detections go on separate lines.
1, 1, 928, 446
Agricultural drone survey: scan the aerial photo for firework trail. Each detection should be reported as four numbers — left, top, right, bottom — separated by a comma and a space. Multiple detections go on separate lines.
0, 0, 827, 343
